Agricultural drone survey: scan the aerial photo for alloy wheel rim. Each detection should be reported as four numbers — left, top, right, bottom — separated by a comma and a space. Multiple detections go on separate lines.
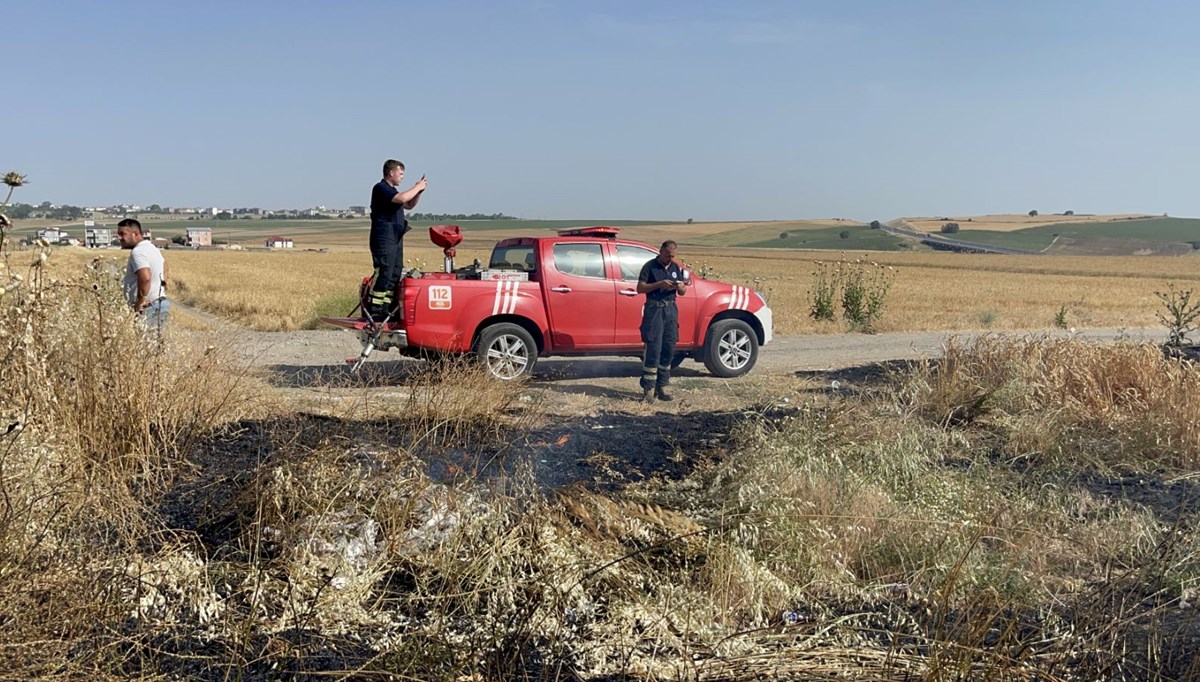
717, 329, 751, 369
486, 334, 530, 379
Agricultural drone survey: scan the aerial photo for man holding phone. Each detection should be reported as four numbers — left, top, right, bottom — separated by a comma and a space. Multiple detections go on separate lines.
365, 159, 427, 320
635, 240, 688, 402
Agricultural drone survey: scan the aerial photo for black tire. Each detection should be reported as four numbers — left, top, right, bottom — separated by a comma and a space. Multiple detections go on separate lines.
703, 319, 758, 378
475, 323, 538, 380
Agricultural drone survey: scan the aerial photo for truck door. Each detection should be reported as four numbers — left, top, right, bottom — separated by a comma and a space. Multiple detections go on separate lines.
613, 243, 697, 349
542, 242, 616, 348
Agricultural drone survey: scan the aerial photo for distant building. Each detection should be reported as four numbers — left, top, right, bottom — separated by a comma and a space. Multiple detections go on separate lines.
265, 236, 294, 249
186, 227, 213, 247
349, 205, 367, 215
85, 227, 113, 248
36, 227, 70, 244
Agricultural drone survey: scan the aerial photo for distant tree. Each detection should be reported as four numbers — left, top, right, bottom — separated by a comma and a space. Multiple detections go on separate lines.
839, 230, 851, 239
215, 211, 233, 220
869, 220, 881, 229
148, 204, 162, 212
1063, 210, 1074, 216
687, 218, 693, 224
780, 232, 789, 240
39, 201, 52, 210
941, 222, 960, 234
171, 235, 187, 245
1028, 210, 1038, 217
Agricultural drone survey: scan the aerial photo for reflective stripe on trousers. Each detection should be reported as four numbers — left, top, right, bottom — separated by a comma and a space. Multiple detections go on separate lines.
639, 300, 678, 390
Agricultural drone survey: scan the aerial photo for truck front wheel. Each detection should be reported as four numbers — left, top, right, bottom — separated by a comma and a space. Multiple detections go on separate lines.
475, 323, 538, 380
703, 319, 758, 377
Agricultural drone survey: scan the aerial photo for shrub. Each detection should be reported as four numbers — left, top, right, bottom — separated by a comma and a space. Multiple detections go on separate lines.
869, 220, 881, 229
779, 232, 789, 240
1028, 209, 1038, 217
1054, 304, 1069, 329
1155, 282, 1200, 347
940, 222, 960, 234
840, 257, 896, 330
808, 260, 837, 321
838, 230, 850, 239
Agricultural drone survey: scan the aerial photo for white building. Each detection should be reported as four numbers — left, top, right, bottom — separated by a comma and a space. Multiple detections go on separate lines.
85, 227, 113, 248
36, 228, 70, 244
186, 227, 213, 247
265, 236, 294, 249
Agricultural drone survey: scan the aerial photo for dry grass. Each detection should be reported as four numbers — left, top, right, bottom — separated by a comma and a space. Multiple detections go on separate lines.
37, 243, 1197, 335
686, 247, 1199, 335
6, 242, 1200, 680
0, 246, 269, 679
901, 334, 1200, 468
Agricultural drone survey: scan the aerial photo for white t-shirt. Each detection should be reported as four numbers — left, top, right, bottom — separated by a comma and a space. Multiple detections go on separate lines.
123, 240, 166, 306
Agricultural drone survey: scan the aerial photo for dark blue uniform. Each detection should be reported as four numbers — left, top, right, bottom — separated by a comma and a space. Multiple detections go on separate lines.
637, 257, 683, 391
367, 181, 410, 315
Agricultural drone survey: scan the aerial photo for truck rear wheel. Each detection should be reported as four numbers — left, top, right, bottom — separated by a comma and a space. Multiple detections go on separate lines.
703, 319, 758, 377
475, 323, 537, 380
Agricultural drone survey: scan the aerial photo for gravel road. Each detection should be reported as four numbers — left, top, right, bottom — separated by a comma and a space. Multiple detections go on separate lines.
225, 325, 1165, 374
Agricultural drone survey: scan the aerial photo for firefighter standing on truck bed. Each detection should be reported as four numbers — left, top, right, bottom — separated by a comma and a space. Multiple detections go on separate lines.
366, 159, 427, 320
636, 240, 688, 403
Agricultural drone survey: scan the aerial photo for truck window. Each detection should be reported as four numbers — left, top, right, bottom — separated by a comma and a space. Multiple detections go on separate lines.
490, 244, 536, 272
615, 244, 658, 281
552, 243, 605, 279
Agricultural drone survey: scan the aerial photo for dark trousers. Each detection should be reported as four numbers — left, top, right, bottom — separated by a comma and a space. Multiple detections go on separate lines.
368, 222, 406, 307
640, 300, 678, 390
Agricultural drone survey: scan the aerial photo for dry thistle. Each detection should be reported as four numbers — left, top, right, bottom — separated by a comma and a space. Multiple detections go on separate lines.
3, 172, 27, 188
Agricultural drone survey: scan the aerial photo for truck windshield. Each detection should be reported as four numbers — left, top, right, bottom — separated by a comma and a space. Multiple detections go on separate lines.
490, 244, 536, 272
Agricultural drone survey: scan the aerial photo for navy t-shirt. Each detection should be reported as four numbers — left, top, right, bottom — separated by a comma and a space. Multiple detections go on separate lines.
638, 257, 683, 302
370, 181, 408, 231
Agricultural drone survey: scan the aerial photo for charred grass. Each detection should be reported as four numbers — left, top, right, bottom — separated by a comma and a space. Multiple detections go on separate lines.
4, 247, 1200, 679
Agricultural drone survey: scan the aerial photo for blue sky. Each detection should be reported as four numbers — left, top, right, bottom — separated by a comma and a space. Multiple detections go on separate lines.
7, 1, 1199, 221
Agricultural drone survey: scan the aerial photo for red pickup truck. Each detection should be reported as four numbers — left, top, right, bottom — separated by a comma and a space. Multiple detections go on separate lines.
323, 226, 773, 380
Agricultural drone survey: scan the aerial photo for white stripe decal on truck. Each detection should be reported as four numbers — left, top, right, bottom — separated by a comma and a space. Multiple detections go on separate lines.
492, 280, 504, 316
505, 281, 520, 314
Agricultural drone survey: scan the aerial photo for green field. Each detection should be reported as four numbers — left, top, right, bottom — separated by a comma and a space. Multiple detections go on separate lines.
740, 223, 907, 250
955, 218, 1200, 252
951, 229, 1059, 251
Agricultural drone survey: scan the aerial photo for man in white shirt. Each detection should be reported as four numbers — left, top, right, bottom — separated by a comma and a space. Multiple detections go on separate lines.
116, 218, 169, 333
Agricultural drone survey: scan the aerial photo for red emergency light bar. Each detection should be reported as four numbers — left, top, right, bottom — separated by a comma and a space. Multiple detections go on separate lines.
556, 226, 621, 238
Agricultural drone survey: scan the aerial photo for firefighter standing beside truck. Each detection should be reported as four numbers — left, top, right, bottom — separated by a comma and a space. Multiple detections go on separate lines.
636, 240, 688, 402
365, 159, 428, 320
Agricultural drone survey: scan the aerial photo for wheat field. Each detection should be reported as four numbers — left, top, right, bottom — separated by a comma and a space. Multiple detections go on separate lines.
40, 242, 1198, 333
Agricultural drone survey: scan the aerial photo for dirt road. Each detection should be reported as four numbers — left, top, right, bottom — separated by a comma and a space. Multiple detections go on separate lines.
228, 325, 1169, 380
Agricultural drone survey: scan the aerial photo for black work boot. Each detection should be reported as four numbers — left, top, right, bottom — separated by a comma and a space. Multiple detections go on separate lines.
655, 387, 673, 402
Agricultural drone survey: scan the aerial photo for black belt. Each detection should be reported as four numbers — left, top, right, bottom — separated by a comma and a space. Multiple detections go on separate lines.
644, 299, 676, 307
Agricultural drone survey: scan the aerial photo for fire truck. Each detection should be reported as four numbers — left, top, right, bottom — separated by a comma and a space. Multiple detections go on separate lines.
322, 226, 773, 380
